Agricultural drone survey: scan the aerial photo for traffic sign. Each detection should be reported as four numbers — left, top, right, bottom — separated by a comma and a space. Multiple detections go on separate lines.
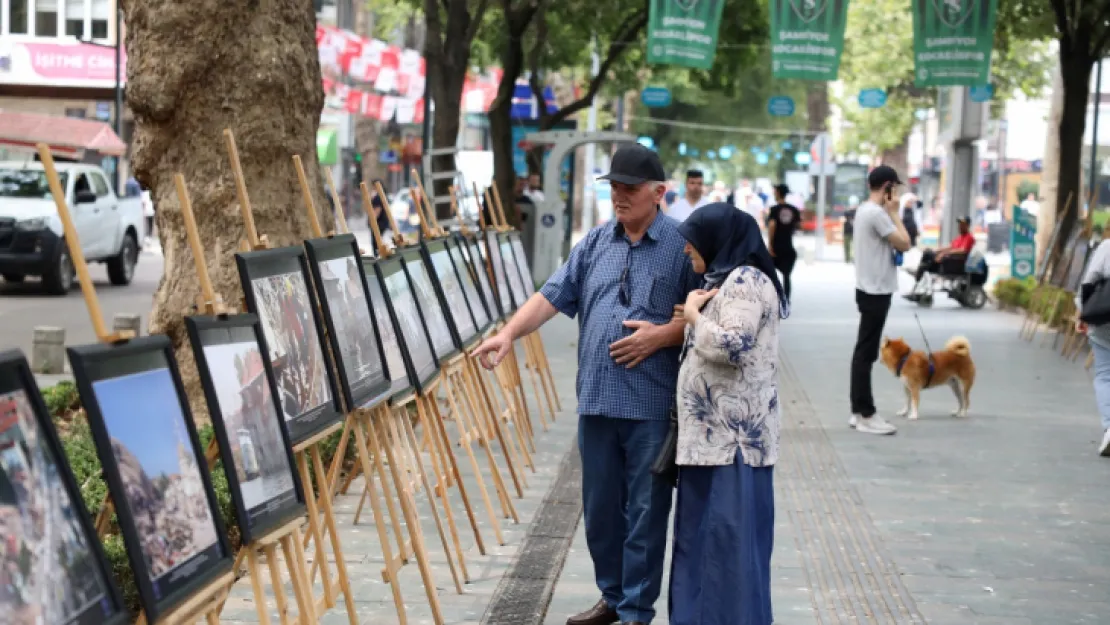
756, 152, 770, 165
718, 146, 733, 159
641, 86, 673, 108
858, 89, 888, 109
808, 132, 836, 176
969, 84, 994, 102
767, 96, 795, 117
637, 136, 656, 149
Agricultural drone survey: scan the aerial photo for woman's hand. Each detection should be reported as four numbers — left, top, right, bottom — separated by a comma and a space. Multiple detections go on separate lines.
683, 289, 719, 324
1077, 318, 1089, 335
672, 304, 685, 323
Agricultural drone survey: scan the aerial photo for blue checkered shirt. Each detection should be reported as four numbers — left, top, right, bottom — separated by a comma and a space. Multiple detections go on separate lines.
540, 211, 700, 421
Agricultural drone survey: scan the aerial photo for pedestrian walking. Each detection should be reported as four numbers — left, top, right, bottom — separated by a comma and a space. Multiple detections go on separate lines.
765, 183, 800, 302
669, 204, 787, 625
848, 166, 912, 435
666, 169, 710, 222
901, 193, 919, 248
473, 144, 699, 625
843, 196, 858, 263
1077, 230, 1110, 456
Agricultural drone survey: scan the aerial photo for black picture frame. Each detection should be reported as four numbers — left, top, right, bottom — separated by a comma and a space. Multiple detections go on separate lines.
498, 232, 529, 309
67, 336, 234, 624
420, 238, 480, 348
448, 234, 493, 335
459, 233, 502, 323
483, 230, 515, 315
236, 246, 342, 446
399, 245, 459, 362
0, 349, 130, 625
508, 232, 536, 298
374, 255, 440, 396
185, 314, 306, 545
361, 256, 416, 400
304, 235, 392, 411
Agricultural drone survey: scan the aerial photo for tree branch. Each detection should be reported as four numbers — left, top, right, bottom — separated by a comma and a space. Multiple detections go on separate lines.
1050, 0, 1073, 50
465, 0, 493, 45
526, 0, 550, 125
539, 5, 649, 129
1091, 1, 1110, 56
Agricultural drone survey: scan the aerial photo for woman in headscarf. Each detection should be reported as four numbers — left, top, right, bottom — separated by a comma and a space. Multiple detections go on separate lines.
669, 203, 788, 625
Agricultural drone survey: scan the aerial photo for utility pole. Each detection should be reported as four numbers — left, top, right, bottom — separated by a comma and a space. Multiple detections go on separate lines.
1089, 59, 1103, 210
114, 7, 122, 193
581, 36, 600, 231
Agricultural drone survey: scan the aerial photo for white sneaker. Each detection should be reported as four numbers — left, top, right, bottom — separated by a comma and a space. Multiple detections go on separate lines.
849, 414, 858, 428
1099, 429, 1110, 457
854, 414, 897, 435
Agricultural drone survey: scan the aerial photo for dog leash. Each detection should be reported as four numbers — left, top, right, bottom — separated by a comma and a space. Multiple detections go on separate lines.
912, 313, 937, 386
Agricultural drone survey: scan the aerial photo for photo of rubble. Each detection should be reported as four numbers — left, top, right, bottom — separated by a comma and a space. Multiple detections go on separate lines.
201, 340, 296, 518
500, 239, 528, 309
429, 247, 476, 341
448, 242, 489, 329
317, 256, 385, 396
468, 240, 499, 318
364, 271, 408, 389
92, 369, 220, 580
249, 271, 332, 422
405, 257, 454, 358
484, 234, 512, 313
385, 267, 436, 382
0, 389, 114, 625
510, 237, 536, 297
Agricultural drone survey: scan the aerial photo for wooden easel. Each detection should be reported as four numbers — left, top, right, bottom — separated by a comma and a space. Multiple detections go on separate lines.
224, 131, 357, 624
38, 142, 233, 625
1020, 193, 1074, 342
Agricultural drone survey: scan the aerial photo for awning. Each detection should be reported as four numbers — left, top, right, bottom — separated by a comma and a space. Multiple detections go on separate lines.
0, 110, 127, 158
317, 128, 339, 165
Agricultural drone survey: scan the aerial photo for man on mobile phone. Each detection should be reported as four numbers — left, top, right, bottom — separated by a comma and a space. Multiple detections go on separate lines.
848, 166, 913, 435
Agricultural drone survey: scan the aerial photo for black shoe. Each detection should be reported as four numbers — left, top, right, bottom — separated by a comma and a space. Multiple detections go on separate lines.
567, 599, 619, 625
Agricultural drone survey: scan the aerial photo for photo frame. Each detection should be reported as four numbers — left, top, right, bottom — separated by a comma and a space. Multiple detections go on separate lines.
461, 234, 501, 322
185, 315, 306, 545
508, 232, 536, 298
305, 235, 392, 411
374, 255, 440, 395
0, 349, 130, 625
421, 238, 479, 347
448, 235, 493, 335
1064, 234, 1092, 293
498, 232, 529, 309
67, 337, 234, 624
484, 231, 515, 315
361, 257, 416, 399
399, 245, 458, 362
236, 246, 341, 445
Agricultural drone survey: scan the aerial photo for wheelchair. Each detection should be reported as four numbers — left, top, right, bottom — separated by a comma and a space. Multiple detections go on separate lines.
904, 249, 989, 309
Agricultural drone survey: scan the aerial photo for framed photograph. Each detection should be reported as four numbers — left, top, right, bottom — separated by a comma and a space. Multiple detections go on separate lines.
461, 235, 501, 322
421, 238, 479, 347
361, 257, 415, 399
236, 247, 341, 446
374, 255, 439, 395
400, 245, 458, 362
0, 350, 130, 625
185, 315, 305, 545
1064, 235, 1091, 293
67, 337, 234, 624
448, 235, 492, 335
508, 232, 536, 298
498, 232, 529, 309
484, 231, 515, 315
305, 235, 391, 411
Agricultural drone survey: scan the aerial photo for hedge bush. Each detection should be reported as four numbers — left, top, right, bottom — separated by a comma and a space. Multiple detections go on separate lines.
43, 381, 355, 615
993, 276, 1075, 324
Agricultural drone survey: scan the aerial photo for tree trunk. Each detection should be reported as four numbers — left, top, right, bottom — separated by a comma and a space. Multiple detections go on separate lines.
126, 0, 329, 421
1049, 50, 1095, 283
880, 140, 910, 179
1036, 64, 1063, 272
428, 69, 467, 221
806, 83, 829, 132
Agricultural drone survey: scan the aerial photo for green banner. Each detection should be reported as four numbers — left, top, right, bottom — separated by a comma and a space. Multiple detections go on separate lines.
769, 0, 850, 81
646, 0, 726, 70
912, 0, 998, 86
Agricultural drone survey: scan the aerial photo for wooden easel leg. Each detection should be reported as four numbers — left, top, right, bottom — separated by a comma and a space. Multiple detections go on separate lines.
425, 390, 487, 556
467, 355, 526, 497
296, 452, 336, 605
288, 527, 319, 625
264, 544, 291, 624
310, 446, 359, 625
497, 361, 537, 457
280, 533, 316, 625
442, 368, 504, 545
382, 404, 463, 601
527, 334, 560, 421
458, 362, 518, 523
324, 418, 354, 496
533, 333, 562, 412
355, 411, 409, 562
246, 548, 273, 625
412, 399, 474, 584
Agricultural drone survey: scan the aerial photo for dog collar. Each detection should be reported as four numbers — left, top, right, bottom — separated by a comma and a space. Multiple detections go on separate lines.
896, 353, 937, 386
895, 354, 909, 377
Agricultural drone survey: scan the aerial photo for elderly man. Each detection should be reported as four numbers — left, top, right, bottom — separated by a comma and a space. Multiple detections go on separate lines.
474, 144, 699, 625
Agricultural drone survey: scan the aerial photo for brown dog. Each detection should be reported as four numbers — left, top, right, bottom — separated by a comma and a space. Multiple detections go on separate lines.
879, 336, 976, 420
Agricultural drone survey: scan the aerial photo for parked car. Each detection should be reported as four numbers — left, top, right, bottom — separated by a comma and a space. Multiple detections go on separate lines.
0, 161, 144, 294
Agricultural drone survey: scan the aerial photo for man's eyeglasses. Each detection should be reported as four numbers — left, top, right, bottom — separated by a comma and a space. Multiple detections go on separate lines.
619, 250, 632, 307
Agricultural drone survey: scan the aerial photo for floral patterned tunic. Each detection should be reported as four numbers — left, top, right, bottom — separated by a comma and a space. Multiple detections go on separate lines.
676, 265, 781, 468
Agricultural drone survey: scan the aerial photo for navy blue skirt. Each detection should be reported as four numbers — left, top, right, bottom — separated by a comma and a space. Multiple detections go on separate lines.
668, 457, 775, 625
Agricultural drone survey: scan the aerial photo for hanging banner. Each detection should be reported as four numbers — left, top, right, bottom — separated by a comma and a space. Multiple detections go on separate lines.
912, 0, 998, 86
646, 0, 727, 70
769, 0, 850, 81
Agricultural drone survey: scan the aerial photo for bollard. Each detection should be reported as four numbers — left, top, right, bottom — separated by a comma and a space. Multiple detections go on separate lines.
30, 326, 66, 374
112, 313, 142, 336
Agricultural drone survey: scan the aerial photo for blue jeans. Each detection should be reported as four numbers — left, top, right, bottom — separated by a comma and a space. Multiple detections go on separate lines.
579, 415, 673, 624
1091, 341, 1110, 431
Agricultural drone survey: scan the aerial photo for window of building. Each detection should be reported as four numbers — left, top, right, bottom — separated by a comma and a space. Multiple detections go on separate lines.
35, 0, 58, 36
65, 0, 87, 38
9, 0, 30, 33
90, 0, 109, 40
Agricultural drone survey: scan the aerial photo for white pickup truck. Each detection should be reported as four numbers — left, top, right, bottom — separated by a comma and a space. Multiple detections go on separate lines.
0, 161, 144, 295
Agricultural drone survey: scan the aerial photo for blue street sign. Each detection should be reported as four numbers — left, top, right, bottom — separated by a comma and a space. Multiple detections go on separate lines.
767, 96, 795, 117
637, 136, 655, 149
750, 146, 762, 155
678, 142, 688, 155
756, 152, 770, 165
707, 150, 717, 159
95, 102, 112, 121
969, 84, 994, 102
640, 86, 673, 108
794, 152, 812, 166
781, 141, 792, 150
718, 146, 733, 159
858, 88, 888, 109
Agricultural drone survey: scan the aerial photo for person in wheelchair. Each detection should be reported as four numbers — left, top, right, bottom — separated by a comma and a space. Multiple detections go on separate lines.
906, 217, 976, 300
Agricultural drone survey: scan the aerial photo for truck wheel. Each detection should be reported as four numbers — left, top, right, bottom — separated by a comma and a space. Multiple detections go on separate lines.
42, 247, 75, 295
1, 273, 25, 283
107, 233, 138, 286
